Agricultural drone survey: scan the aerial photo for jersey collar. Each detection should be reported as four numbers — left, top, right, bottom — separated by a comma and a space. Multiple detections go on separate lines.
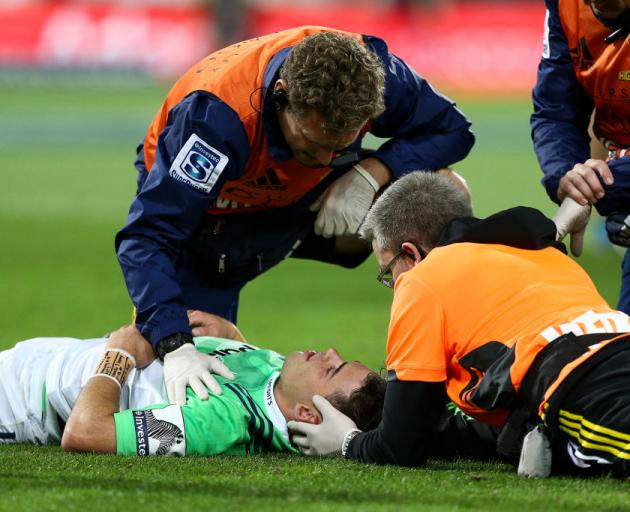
263, 372, 289, 442
437, 207, 566, 253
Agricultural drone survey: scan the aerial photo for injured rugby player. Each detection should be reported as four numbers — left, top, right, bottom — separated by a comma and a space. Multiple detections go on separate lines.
0, 324, 385, 456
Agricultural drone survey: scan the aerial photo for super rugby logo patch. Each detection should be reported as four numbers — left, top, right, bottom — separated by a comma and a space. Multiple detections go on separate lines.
169, 134, 229, 194
133, 406, 186, 456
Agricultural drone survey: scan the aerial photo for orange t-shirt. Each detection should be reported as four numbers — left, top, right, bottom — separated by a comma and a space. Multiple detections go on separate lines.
386, 242, 629, 426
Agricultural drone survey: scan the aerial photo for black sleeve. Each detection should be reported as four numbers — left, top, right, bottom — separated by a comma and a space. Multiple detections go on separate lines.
346, 380, 444, 467
426, 404, 500, 461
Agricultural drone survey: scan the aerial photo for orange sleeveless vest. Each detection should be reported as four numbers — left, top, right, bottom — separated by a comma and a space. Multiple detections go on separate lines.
143, 26, 362, 214
558, 0, 630, 146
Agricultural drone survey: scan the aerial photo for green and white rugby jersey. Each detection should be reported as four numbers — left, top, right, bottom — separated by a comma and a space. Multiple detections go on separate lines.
114, 337, 299, 457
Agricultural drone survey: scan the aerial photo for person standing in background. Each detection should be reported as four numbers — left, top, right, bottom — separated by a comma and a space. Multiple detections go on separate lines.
531, 0, 630, 312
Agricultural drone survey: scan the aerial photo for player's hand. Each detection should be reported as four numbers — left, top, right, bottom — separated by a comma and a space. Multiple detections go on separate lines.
164, 344, 235, 406
188, 310, 246, 341
106, 325, 155, 369
552, 196, 592, 257
606, 212, 630, 247
557, 159, 614, 206
287, 395, 358, 455
310, 163, 381, 238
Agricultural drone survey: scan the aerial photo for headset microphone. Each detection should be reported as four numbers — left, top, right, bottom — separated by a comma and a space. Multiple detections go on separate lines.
271, 89, 289, 110
604, 26, 629, 44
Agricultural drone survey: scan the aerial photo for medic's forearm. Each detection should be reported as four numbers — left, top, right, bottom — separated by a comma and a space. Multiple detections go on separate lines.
346, 380, 445, 466
116, 232, 192, 346
372, 122, 475, 179
531, 0, 593, 202
364, 41, 475, 178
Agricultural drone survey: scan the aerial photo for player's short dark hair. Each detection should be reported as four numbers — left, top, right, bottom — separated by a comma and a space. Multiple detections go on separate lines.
279, 32, 386, 134
326, 372, 386, 431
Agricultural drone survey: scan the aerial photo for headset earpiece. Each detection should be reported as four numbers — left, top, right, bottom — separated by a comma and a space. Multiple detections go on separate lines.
272, 89, 289, 110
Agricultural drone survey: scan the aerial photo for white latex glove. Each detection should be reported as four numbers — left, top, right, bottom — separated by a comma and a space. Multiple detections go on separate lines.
287, 395, 358, 455
552, 196, 592, 257
310, 164, 380, 239
164, 343, 235, 406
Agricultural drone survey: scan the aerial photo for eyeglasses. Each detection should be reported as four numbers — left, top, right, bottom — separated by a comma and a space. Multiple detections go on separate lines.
376, 249, 415, 288
376, 244, 427, 288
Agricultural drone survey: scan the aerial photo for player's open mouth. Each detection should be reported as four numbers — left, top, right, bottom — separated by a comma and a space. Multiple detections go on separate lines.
304, 351, 317, 361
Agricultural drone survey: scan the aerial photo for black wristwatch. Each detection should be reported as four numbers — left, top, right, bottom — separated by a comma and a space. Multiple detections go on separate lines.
156, 332, 194, 361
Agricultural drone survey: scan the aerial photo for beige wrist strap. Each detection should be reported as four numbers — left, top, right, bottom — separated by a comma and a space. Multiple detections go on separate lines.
90, 348, 136, 389
353, 164, 380, 192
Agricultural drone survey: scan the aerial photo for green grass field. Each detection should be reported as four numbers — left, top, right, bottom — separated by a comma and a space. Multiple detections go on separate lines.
0, 80, 628, 511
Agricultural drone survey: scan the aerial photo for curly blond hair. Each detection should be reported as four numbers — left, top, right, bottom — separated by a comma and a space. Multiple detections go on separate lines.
279, 32, 386, 134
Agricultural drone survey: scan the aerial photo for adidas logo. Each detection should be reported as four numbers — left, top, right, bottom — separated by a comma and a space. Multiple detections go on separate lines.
243, 168, 287, 190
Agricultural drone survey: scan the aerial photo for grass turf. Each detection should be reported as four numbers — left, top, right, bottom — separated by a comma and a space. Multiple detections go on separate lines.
0, 81, 628, 510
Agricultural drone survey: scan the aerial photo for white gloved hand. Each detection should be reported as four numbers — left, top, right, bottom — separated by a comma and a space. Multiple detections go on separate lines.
552, 196, 592, 257
287, 395, 359, 455
164, 343, 235, 406
310, 164, 380, 239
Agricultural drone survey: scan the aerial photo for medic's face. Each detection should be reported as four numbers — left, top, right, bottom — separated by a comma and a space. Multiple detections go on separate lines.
277, 108, 361, 168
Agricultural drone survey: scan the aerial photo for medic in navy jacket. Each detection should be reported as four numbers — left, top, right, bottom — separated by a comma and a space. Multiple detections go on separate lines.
115, 28, 474, 403
531, 0, 630, 313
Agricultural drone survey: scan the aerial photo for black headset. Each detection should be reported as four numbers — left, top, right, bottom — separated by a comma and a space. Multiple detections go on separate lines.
271, 89, 289, 110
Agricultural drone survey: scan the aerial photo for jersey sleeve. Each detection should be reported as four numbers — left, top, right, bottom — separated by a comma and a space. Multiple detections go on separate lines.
115, 92, 250, 346
114, 396, 251, 456
364, 36, 475, 177
386, 274, 448, 382
531, 0, 593, 203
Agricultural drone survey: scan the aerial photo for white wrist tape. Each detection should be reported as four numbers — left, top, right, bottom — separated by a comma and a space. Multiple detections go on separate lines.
89, 373, 124, 390
353, 164, 380, 192
91, 348, 136, 389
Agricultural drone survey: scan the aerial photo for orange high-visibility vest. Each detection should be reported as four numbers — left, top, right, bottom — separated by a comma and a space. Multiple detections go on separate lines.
559, 0, 630, 146
143, 26, 363, 213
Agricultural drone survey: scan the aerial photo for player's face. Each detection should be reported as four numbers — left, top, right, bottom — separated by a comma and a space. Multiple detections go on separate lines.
583, 0, 629, 19
277, 108, 361, 168
280, 348, 373, 407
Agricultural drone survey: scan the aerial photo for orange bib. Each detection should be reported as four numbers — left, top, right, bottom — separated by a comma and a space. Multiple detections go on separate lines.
143, 26, 362, 214
559, 0, 630, 146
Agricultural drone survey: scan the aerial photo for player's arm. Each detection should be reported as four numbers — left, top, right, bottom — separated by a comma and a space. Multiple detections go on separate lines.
62, 326, 154, 453
530, 0, 602, 204
364, 36, 475, 178
115, 92, 249, 350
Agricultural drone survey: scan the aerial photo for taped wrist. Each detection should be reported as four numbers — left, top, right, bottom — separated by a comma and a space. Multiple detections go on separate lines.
91, 349, 136, 389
